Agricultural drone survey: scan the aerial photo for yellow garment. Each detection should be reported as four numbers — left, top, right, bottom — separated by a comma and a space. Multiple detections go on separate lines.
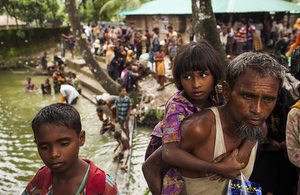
125, 50, 134, 63
106, 44, 115, 65
61, 94, 66, 103
157, 61, 165, 76
291, 99, 300, 109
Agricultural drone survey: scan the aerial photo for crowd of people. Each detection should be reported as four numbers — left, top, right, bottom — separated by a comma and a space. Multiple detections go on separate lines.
82, 21, 187, 91
217, 17, 300, 58
21, 16, 300, 195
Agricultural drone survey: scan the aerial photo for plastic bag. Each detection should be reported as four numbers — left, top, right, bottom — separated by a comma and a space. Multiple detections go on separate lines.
227, 173, 262, 195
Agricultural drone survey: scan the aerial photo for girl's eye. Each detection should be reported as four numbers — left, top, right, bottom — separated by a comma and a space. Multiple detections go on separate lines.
200, 74, 207, 78
183, 75, 192, 80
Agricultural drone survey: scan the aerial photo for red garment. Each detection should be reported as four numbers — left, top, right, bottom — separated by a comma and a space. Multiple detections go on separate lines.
23, 159, 118, 195
145, 33, 151, 44
134, 38, 142, 51
236, 27, 246, 42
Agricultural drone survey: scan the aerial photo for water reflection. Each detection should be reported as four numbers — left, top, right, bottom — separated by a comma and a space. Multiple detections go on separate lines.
0, 73, 152, 194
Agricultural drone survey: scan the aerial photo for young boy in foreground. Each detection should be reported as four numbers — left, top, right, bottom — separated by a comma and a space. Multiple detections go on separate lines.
22, 103, 118, 195
115, 87, 131, 139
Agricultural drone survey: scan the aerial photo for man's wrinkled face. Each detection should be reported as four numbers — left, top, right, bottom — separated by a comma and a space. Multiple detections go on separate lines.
223, 69, 280, 140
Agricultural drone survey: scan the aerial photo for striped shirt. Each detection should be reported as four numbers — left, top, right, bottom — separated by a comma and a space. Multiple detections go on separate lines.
115, 95, 132, 120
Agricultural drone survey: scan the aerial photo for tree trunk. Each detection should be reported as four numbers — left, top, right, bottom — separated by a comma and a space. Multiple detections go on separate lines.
65, 0, 121, 95
192, 0, 229, 72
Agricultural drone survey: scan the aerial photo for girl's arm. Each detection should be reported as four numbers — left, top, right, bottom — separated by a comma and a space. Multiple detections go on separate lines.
162, 142, 244, 179
142, 146, 172, 195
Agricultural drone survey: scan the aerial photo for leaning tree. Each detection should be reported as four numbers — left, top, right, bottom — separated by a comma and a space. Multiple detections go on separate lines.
65, 0, 120, 95
192, 0, 229, 71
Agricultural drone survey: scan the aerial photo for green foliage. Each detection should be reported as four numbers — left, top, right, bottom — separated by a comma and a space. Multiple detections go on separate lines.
16, 29, 25, 39
78, 0, 111, 22
75, 48, 81, 56
0, 55, 5, 65
98, 0, 151, 15
8, 48, 18, 57
9, 61, 16, 67
155, 109, 164, 121
144, 187, 152, 195
0, 0, 66, 28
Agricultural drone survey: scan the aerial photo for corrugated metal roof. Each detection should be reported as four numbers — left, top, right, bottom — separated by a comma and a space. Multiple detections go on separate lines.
115, 0, 300, 15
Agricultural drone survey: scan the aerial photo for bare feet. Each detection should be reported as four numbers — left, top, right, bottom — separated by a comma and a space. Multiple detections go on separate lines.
156, 85, 164, 91
120, 165, 128, 169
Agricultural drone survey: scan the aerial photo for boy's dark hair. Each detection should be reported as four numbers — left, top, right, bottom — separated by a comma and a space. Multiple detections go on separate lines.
119, 86, 126, 92
44, 52, 47, 55
114, 131, 121, 139
125, 61, 131, 67
172, 40, 222, 91
146, 29, 148, 33
167, 26, 173, 29
27, 77, 31, 80
97, 99, 105, 105
96, 107, 103, 113
31, 103, 82, 138
130, 21, 134, 25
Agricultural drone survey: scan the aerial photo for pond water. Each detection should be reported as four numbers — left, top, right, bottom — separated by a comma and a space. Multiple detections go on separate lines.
0, 73, 152, 195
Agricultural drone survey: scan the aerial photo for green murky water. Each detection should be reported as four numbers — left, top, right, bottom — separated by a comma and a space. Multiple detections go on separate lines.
0, 73, 152, 195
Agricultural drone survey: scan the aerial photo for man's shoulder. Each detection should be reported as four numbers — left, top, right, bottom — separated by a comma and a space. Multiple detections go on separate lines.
180, 108, 216, 138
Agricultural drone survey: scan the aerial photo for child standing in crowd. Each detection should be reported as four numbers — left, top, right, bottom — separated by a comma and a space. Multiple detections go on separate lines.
145, 29, 151, 53
113, 131, 131, 169
148, 47, 155, 71
41, 78, 51, 95
96, 107, 115, 135
168, 39, 178, 69
246, 18, 256, 52
152, 29, 160, 52
134, 33, 142, 60
22, 103, 118, 195
236, 23, 246, 54
154, 45, 166, 91
115, 87, 131, 139
143, 41, 256, 194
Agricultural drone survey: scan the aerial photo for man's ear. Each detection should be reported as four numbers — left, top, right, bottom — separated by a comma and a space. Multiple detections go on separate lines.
222, 81, 231, 102
79, 130, 86, 146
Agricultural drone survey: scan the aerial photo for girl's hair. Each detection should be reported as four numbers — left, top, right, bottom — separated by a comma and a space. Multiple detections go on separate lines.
172, 40, 222, 91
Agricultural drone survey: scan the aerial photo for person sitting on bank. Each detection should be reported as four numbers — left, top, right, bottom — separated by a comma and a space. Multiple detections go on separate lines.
113, 131, 131, 169
41, 78, 51, 95
97, 94, 118, 122
96, 107, 115, 135
22, 103, 118, 195
58, 82, 79, 105
122, 61, 141, 92
25, 77, 38, 93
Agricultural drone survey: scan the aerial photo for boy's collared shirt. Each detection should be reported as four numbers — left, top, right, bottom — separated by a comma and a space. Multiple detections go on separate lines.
115, 95, 132, 120
22, 159, 118, 195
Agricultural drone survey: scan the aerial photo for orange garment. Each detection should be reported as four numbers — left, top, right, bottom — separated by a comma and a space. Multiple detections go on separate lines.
293, 32, 300, 51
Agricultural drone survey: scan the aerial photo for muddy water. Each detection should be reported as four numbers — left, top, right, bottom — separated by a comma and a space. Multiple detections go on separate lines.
0, 73, 152, 194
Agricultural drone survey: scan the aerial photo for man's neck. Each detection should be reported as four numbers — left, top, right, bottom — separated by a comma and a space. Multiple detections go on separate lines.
219, 105, 238, 137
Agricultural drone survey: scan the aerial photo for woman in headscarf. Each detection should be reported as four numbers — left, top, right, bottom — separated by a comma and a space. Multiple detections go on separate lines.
106, 44, 115, 80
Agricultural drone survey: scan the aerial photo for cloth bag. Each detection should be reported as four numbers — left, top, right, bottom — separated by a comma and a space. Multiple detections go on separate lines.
227, 173, 262, 195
